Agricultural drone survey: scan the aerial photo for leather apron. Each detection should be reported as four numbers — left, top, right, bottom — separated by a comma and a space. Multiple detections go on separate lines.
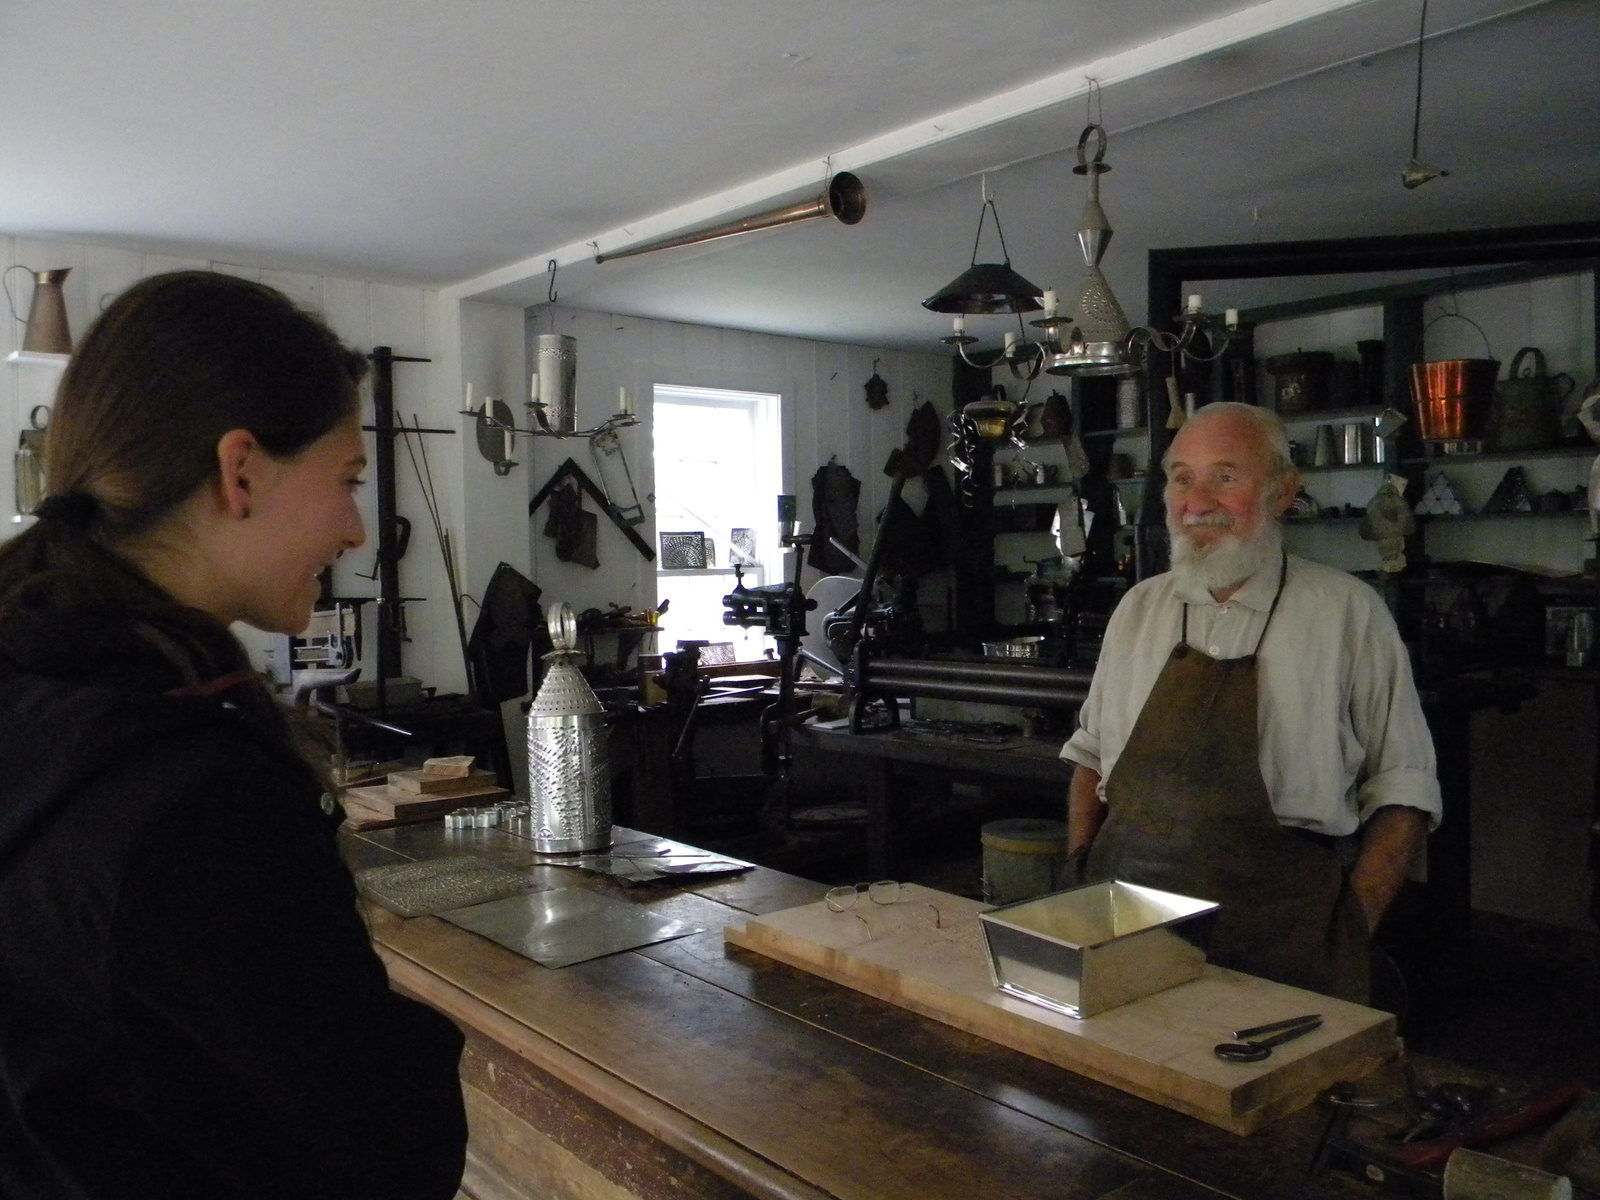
1084, 555, 1370, 1003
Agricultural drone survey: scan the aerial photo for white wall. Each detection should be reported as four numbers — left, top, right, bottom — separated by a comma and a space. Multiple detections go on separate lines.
518, 304, 954, 645
0, 234, 494, 697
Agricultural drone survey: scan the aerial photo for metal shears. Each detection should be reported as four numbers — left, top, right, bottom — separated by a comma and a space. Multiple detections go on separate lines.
1213, 1013, 1323, 1063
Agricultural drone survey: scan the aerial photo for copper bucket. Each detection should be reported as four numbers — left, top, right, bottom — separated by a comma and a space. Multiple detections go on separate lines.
1409, 359, 1499, 441
1410, 312, 1498, 444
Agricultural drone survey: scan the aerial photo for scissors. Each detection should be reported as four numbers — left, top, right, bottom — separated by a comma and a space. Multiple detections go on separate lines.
1213, 1013, 1323, 1063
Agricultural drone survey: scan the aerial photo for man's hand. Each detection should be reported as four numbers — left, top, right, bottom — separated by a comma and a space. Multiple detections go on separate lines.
1349, 806, 1429, 932
1067, 764, 1104, 856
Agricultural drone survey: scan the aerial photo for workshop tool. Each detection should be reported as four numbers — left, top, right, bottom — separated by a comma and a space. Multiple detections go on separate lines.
1310, 1080, 1588, 1194
1391, 1083, 1587, 1172
1214, 1013, 1323, 1062
837, 401, 942, 665
529, 457, 656, 562
721, 495, 818, 831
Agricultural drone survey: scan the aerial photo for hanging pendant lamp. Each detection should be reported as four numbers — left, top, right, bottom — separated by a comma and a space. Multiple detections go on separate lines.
1046, 125, 1135, 377
923, 190, 1043, 315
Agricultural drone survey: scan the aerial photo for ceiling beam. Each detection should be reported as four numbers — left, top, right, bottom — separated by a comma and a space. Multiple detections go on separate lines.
442, 0, 1538, 307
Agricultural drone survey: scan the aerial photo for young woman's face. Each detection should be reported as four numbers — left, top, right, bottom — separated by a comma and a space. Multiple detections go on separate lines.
235, 414, 367, 635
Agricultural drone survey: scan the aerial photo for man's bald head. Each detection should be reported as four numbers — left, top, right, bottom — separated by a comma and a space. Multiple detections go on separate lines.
1162, 402, 1293, 481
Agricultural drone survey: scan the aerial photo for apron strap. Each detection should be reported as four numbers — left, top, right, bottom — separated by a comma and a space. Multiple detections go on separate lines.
1253, 551, 1289, 656
1180, 551, 1290, 656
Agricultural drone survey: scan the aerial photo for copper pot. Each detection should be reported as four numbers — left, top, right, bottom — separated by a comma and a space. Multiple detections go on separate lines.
1409, 359, 1499, 442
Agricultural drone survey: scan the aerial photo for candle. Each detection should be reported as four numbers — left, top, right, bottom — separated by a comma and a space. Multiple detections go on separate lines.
953, 315, 966, 335
619, 386, 633, 416
1186, 294, 1203, 314
1043, 289, 1059, 315
530, 371, 540, 403
1004, 331, 1019, 355
1225, 308, 1239, 329
503, 429, 514, 462
465, 382, 473, 411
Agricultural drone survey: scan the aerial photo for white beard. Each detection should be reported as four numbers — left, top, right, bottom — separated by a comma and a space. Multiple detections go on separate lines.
1168, 512, 1283, 595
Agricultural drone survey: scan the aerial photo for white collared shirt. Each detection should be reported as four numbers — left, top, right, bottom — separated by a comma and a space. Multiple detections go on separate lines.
1061, 554, 1441, 836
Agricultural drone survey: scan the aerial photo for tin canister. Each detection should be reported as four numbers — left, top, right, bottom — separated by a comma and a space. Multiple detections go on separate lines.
526, 604, 612, 853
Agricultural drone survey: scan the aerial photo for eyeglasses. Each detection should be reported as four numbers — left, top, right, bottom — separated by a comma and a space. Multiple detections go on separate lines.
825, 880, 903, 911
823, 880, 944, 938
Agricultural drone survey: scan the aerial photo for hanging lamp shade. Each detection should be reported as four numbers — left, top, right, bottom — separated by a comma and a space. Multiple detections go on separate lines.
923, 262, 1044, 314
924, 193, 1044, 315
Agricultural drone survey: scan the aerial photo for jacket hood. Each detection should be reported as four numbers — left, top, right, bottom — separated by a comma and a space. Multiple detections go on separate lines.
0, 609, 240, 867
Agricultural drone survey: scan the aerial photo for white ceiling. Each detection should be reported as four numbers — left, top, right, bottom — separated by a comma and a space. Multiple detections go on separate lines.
3, 0, 1596, 350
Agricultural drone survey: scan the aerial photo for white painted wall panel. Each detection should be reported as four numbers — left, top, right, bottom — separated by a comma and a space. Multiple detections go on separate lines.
0, 234, 473, 697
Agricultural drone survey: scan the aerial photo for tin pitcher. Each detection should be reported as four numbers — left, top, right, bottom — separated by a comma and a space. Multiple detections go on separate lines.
1491, 347, 1572, 452
4, 267, 73, 355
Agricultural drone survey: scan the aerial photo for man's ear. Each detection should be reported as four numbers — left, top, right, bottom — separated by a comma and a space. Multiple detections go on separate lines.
214, 429, 261, 520
1271, 469, 1300, 518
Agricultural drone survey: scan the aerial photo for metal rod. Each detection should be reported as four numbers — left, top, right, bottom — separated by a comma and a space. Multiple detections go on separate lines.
872, 658, 1093, 689
860, 677, 1087, 710
371, 346, 401, 715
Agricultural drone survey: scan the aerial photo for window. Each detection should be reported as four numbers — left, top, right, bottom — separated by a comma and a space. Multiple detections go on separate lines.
652, 384, 782, 657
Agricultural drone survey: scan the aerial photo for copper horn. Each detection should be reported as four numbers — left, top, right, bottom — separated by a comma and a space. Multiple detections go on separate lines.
594, 172, 865, 264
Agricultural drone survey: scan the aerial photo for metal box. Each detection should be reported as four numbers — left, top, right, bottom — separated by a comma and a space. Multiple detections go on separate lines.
978, 880, 1220, 1019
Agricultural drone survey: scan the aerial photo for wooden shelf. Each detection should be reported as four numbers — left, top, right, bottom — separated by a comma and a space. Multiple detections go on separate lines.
1298, 461, 1388, 474
1276, 405, 1385, 426
1078, 427, 1149, 440
1402, 447, 1597, 465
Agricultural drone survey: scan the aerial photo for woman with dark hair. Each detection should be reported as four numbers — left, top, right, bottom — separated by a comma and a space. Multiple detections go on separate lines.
0, 272, 467, 1199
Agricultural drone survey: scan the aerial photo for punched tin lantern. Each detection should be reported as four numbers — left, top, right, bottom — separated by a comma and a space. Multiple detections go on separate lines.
526, 604, 613, 853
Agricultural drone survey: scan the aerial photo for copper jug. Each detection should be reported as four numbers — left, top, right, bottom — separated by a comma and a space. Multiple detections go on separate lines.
4, 267, 73, 355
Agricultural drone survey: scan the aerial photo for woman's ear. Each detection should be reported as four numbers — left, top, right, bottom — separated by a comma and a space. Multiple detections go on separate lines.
214, 429, 261, 520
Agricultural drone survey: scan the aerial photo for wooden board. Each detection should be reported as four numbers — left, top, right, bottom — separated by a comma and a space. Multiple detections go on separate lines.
342, 780, 509, 823
725, 884, 1398, 1135
387, 768, 500, 795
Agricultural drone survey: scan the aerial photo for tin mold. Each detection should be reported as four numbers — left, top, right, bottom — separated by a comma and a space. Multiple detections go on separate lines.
978, 879, 1219, 1018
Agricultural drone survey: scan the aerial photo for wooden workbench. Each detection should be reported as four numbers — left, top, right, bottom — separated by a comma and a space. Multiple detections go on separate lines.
342, 823, 1399, 1200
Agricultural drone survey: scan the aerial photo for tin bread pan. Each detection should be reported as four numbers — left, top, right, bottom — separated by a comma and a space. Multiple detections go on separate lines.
979, 880, 1220, 1019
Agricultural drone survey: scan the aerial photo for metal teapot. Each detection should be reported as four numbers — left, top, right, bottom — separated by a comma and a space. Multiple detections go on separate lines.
1491, 346, 1573, 451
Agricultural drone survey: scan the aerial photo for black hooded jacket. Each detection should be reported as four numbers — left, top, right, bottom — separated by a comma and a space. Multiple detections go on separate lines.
0, 610, 466, 1200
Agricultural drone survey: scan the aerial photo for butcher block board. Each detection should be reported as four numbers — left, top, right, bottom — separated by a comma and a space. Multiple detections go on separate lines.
341, 781, 509, 828
725, 884, 1398, 1135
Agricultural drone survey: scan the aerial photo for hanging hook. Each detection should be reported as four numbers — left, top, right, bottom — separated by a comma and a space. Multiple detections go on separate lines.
547, 259, 559, 304
872, 357, 880, 374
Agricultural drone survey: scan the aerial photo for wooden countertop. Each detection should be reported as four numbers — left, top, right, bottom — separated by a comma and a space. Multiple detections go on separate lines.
343, 823, 1381, 1200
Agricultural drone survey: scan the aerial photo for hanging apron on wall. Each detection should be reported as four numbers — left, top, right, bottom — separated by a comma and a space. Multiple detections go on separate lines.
1084, 555, 1370, 1002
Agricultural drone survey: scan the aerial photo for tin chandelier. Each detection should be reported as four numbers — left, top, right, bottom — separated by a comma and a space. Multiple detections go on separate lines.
925, 123, 1238, 394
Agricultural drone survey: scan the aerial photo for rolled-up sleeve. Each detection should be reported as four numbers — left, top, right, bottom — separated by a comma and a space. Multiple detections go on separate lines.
1350, 597, 1442, 830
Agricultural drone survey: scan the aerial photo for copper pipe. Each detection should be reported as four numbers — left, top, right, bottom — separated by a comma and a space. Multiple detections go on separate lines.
595, 173, 865, 264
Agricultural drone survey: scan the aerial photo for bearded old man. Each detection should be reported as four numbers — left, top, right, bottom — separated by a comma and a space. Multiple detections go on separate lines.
1062, 402, 1439, 1004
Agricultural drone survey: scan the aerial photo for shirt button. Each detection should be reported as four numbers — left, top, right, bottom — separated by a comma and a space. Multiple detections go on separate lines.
1209, 645, 1221, 655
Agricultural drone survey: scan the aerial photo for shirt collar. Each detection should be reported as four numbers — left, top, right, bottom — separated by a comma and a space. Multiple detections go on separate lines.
1171, 553, 1287, 612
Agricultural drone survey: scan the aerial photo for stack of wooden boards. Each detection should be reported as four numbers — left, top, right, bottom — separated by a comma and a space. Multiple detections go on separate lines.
725, 884, 1398, 1135
341, 756, 509, 829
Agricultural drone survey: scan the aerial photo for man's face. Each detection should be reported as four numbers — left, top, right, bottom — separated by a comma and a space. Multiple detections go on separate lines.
1164, 413, 1290, 553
